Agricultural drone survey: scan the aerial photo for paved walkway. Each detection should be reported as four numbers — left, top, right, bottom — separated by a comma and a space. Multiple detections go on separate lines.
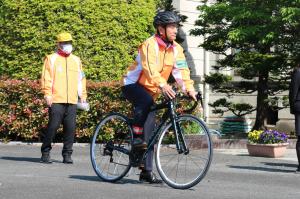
0, 143, 299, 199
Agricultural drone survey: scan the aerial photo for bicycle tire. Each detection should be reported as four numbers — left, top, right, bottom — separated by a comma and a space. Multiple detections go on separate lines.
155, 114, 213, 189
90, 112, 133, 182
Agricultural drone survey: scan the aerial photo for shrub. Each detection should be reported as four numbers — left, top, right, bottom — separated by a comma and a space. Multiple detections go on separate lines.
0, 77, 131, 142
0, 0, 157, 81
0, 78, 199, 142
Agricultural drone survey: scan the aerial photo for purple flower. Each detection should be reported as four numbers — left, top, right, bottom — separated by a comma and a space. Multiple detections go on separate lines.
258, 129, 288, 144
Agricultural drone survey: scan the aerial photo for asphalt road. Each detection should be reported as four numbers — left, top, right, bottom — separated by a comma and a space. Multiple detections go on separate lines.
0, 143, 299, 199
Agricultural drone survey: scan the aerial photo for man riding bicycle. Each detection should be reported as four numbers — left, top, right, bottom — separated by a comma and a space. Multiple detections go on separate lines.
122, 11, 197, 183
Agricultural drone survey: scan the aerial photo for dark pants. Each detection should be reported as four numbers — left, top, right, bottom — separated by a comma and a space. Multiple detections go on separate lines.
143, 111, 156, 171
294, 112, 300, 166
41, 103, 77, 156
295, 112, 300, 136
121, 83, 154, 127
297, 136, 300, 167
122, 83, 155, 171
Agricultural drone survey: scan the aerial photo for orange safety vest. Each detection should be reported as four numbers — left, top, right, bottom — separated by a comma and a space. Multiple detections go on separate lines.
41, 53, 87, 104
122, 35, 194, 99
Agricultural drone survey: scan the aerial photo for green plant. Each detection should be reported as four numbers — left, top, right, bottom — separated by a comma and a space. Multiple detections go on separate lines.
0, 77, 200, 142
183, 122, 202, 135
0, 0, 157, 81
0, 77, 132, 142
191, 0, 300, 130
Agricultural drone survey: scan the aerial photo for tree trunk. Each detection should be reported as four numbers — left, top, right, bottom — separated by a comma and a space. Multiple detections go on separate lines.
253, 71, 269, 130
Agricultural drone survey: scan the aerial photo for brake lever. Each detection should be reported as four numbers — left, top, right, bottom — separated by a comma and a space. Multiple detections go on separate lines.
196, 92, 202, 101
196, 91, 203, 108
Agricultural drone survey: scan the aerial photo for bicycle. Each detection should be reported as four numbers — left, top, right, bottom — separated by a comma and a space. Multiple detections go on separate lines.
90, 92, 213, 189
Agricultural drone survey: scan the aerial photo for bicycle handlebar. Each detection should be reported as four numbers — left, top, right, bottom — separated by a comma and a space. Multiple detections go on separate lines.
150, 91, 203, 113
177, 91, 203, 114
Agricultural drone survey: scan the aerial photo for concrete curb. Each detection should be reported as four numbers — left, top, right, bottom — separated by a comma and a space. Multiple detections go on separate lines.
0, 142, 89, 147
1, 139, 297, 149
212, 139, 297, 149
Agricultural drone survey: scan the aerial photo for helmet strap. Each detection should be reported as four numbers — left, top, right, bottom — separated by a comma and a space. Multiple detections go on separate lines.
163, 26, 173, 44
157, 25, 173, 45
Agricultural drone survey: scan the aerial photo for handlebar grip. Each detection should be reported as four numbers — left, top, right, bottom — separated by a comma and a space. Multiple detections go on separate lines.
196, 92, 202, 101
196, 91, 204, 108
177, 92, 200, 114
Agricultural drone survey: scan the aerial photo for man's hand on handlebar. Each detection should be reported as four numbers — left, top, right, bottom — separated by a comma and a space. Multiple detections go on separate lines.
187, 90, 197, 101
161, 84, 176, 99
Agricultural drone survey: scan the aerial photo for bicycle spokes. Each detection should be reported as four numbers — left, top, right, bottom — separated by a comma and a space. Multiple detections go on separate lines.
90, 113, 133, 182
156, 115, 213, 189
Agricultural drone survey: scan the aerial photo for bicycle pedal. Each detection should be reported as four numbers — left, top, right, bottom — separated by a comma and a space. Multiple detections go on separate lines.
138, 163, 145, 170
103, 148, 112, 156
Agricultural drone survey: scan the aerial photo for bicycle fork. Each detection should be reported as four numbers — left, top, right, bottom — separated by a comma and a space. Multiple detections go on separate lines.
169, 101, 189, 155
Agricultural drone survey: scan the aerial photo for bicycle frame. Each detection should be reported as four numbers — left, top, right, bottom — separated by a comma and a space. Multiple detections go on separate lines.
91, 91, 212, 189
140, 98, 189, 162
108, 93, 201, 165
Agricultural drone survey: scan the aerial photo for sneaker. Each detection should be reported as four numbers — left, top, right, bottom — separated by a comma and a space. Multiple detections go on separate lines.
63, 155, 73, 164
296, 166, 300, 173
40, 153, 52, 164
139, 171, 163, 184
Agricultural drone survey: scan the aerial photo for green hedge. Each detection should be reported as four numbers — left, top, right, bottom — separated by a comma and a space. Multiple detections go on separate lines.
0, 78, 200, 143
0, 0, 157, 81
0, 78, 132, 142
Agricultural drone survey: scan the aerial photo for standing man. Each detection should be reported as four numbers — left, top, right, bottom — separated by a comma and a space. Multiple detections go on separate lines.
122, 11, 197, 183
41, 32, 87, 164
289, 63, 300, 172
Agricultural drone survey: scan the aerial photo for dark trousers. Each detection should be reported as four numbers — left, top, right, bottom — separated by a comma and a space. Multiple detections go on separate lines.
41, 103, 77, 156
122, 83, 156, 171
121, 83, 154, 127
143, 111, 156, 171
297, 136, 300, 166
295, 113, 300, 136
294, 113, 300, 166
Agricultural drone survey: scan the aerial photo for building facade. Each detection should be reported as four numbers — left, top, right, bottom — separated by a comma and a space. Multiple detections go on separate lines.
172, 0, 294, 133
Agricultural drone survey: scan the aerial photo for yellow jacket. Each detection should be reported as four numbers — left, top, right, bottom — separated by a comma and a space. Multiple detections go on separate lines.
122, 35, 194, 98
41, 53, 87, 104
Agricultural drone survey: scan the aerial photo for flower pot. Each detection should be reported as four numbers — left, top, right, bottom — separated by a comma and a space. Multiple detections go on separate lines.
247, 143, 289, 158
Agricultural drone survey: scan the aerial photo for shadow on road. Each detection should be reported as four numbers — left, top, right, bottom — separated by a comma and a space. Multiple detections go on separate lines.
261, 162, 298, 168
69, 175, 168, 188
0, 156, 60, 163
69, 175, 104, 182
227, 164, 296, 173
70, 175, 142, 184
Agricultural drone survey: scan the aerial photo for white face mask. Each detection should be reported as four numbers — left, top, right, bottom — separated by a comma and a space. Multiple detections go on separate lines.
61, 44, 73, 54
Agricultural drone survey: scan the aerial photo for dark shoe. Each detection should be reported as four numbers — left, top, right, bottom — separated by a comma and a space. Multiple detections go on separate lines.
139, 171, 163, 184
63, 155, 73, 164
132, 137, 147, 149
295, 166, 300, 173
40, 153, 52, 164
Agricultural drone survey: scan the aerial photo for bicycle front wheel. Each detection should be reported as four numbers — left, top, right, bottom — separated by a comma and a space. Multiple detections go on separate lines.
156, 114, 213, 189
90, 113, 133, 182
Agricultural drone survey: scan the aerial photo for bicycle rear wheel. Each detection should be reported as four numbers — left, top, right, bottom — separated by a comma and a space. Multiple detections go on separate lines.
90, 112, 133, 182
156, 114, 213, 189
